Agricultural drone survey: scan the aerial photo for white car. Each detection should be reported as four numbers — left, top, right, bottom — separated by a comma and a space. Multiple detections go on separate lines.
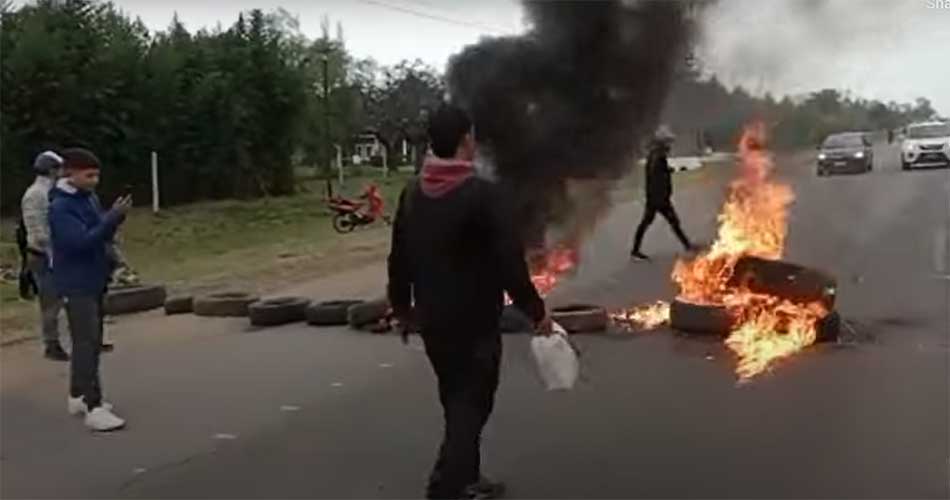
901, 121, 950, 170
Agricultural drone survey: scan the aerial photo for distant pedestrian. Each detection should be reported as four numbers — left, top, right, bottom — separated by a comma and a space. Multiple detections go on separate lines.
631, 126, 696, 260
388, 104, 551, 499
49, 147, 131, 431
20, 150, 69, 361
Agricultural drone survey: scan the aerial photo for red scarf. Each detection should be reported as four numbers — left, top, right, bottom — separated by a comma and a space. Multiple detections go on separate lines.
420, 156, 474, 198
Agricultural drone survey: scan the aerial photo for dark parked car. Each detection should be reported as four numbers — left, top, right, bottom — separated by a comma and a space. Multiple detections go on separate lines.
817, 132, 873, 176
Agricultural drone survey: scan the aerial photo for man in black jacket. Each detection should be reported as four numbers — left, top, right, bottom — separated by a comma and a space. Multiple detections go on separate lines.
388, 104, 550, 500
630, 127, 695, 260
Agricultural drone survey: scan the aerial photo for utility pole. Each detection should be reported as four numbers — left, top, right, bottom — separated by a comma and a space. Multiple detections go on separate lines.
322, 52, 333, 198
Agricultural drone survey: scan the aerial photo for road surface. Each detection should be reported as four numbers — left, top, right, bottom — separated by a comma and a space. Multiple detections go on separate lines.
2, 142, 948, 498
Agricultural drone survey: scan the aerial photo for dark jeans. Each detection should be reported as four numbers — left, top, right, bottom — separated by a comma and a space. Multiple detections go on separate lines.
27, 254, 62, 344
64, 294, 104, 409
423, 333, 502, 499
632, 201, 692, 252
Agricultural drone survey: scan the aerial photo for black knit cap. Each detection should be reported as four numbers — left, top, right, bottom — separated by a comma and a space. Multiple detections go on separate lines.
61, 147, 101, 171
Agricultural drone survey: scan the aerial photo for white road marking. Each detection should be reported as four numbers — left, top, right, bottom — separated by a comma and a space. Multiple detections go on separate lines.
213, 433, 237, 440
280, 405, 301, 412
379, 363, 394, 368
331, 382, 344, 388
934, 227, 948, 275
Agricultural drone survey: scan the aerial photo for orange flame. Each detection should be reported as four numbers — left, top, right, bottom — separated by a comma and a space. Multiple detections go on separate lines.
674, 122, 825, 379
611, 301, 670, 330
528, 246, 579, 297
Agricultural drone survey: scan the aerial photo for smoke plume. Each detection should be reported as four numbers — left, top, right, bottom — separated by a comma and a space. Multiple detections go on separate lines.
447, 0, 702, 248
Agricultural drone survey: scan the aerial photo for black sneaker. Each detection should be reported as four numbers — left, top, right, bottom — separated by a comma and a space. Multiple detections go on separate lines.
44, 342, 70, 362
464, 476, 506, 500
630, 251, 651, 261
100, 342, 115, 353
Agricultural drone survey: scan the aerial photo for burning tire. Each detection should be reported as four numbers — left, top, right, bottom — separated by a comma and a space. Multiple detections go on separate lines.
669, 299, 840, 343
551, 304, 608, 334
669, 299, 734, 337
249, 297, 311, 327
500, 305, 533, 334
306, 300, 365, 326
728, 256, 837, 309
164, 295, 194, 315
104, 285, 167, 316
347, 298, 390, 329
193, 292, 260, 318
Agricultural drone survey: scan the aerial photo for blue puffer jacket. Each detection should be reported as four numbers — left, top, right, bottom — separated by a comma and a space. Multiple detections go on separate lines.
48, 180, 124, 297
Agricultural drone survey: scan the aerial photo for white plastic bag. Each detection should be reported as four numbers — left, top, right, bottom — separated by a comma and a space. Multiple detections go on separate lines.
531, 322, 579, 391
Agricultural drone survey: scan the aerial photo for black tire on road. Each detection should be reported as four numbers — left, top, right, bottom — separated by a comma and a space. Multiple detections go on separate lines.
306, 300, 365, 326
551, 304, 609, 334
500, 305, 533, 334
669, 299, 734, 336
728, 256, 837, 309
104, 285, 167, 316
249, 297, 311, 327
332, 213, 356, 234
164, 295, 194, 315
347, 299, 390, 329
193, 292, 260, 318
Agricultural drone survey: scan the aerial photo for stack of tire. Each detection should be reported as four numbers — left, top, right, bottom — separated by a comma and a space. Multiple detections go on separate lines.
669, 256, 840, 342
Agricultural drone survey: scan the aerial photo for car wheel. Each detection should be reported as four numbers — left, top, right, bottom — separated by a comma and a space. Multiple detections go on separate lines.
551, 304, 609, 334
104, 285, 167, 315
193, 292, 260, 318
249, 297, 311, 327
901, 161, 910, 171
306, 299, 365, 326
164, 295, 194, 315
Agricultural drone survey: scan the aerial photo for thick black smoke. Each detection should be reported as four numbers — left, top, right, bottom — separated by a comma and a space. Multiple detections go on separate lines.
447, 0, 700, 248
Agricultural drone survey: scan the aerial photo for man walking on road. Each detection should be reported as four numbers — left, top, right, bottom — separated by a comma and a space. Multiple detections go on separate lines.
49, 148, 130, 431
631, 126, 696, 260
388, 104, 551, 499
20, 150, 69, 361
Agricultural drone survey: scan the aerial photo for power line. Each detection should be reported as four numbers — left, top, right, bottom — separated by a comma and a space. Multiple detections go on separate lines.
355, 0, 510, 35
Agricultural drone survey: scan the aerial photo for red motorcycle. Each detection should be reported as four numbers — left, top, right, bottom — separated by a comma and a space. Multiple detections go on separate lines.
326, 184, 391, 234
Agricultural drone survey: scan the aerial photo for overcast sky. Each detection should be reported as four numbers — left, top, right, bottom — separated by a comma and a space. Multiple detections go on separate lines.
109, 0, 949, 115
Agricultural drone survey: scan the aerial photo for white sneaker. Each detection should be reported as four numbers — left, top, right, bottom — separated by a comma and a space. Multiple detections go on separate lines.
84, 407, 125, 432
68, 396, 113, 416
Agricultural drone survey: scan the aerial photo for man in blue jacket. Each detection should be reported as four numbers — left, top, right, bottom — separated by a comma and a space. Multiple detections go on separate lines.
49, 148, 131, 432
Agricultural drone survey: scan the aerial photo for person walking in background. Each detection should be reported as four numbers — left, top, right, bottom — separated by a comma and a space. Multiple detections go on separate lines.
20, 150, 69, 361
388, 104, 551, 499
630, 126, 696, 261
49, 147, 131, 431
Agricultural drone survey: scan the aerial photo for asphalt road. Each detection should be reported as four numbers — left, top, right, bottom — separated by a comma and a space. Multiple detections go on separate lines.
2, 142, 948, 499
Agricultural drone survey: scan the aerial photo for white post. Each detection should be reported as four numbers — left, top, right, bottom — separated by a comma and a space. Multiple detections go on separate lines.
150, 151, 159, 214
382, 146, 389, 179
336, 145, 344, 187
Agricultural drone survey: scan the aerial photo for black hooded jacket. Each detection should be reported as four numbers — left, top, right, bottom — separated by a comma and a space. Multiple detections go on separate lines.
644, 144, 673, 206
387, 176, 545, 338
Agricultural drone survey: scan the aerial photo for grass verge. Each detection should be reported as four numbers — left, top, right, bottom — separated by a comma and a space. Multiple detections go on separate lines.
0, 169, 413, 342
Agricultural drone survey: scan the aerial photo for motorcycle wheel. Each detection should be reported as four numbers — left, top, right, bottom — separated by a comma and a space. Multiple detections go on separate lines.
332, 213, 356, 233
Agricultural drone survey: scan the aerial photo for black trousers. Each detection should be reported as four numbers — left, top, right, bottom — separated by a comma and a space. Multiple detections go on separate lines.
64, 294, 105, 409
422, 332, 502, 499
632, 202, 691, 252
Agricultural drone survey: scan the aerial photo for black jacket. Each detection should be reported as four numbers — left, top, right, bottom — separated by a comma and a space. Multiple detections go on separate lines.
644, 146, 673, 206
387, 177, 545, 337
